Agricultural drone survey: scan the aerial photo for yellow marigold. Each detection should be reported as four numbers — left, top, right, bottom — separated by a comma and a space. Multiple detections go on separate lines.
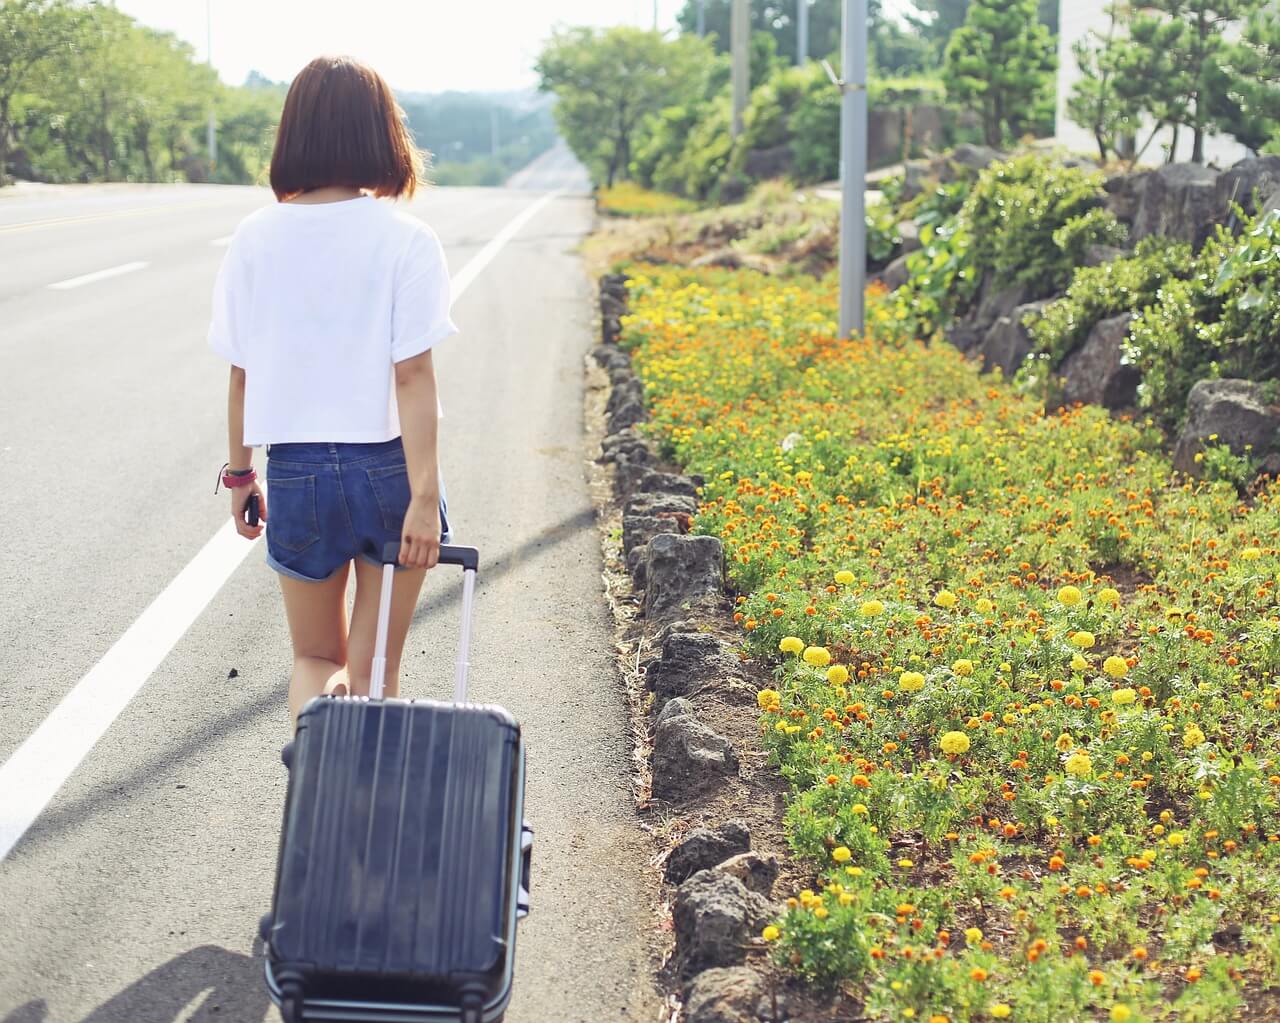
1165, 606, 1186, 621
952, 658, 975, 677
827, 664, 850, 686
964, 927, 983, 944
859, 599, 884, 616
1242, 547, 1263, 561
835, 569, 856, 585
779, 636, 804, 655
757, 688, 781, 710
1070, 631, 1097, 649
1184, 724, 1206, 748
1065, 752, 1093, 777
1103, 656, 1129, 679
1055, 732, 1074, 752
851, 803, 868, 815
934, 589, 958, 609
899, 671, 926, 692
832, 846, 852, 863
991, 1006, 1012, 1020
1071, 652, 1089, 672
1166, 832, 1184, 847
804, 646, 832, 667
975, 598, 995, 613
1058, 585, 1083, 606
940, 731, 971, 755
1098, 588, 1121, 606
762, 925, 781, 941
1112, 687, 1137, 705
1110, 1007, 1132, 1023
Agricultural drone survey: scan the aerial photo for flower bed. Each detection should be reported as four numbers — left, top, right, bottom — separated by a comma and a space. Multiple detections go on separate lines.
619, 264, 1280, 1022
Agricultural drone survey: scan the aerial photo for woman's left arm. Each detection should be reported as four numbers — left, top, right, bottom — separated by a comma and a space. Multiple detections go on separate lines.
228, 366, 265, 539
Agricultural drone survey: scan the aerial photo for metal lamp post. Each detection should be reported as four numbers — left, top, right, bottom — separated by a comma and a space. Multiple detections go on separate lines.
837, 0, 867, 337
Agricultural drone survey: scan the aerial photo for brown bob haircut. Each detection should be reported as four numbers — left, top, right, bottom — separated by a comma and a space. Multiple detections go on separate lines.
270, 56, 424, 201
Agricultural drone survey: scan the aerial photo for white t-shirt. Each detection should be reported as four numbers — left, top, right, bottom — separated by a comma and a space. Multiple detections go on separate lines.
208, 194, 458, 447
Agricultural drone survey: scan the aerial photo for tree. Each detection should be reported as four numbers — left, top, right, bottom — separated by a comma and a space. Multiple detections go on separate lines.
1110, 0, 1259, 164
677, 1, 843, 62
1209, 7, 1280, 154
1067, 3, 1134, 162
536, 27, 714, 187
942, 0, 1055, 147
0, 0, 76, 184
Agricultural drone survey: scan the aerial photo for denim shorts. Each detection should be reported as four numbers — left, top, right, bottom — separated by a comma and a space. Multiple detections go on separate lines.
264, 437, 451, 583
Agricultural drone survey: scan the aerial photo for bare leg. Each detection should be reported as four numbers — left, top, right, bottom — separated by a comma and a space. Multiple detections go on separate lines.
347, 559, 427, 699
278, 564, 351, 724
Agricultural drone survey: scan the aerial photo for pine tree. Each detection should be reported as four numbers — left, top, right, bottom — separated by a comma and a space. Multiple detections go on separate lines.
942, 0, 1056, 147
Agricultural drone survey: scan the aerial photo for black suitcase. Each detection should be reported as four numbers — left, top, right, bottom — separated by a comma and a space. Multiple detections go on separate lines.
261, 544, 532, 1023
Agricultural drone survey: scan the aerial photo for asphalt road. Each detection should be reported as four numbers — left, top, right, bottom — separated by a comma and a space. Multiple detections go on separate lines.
0, 151, 658, 1022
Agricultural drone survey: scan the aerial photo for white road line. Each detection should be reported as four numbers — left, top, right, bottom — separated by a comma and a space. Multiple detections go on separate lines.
210, 235, 233, 247
48, 260, 148, 290
0, 189, 565, 863
450, 190, 563, 298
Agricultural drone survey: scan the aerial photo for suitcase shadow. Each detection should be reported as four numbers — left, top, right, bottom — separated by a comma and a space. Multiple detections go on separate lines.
3, 943, 275, 1023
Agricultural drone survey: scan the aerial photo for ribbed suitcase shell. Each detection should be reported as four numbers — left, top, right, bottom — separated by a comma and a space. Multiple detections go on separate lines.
265, 695, 524, 1021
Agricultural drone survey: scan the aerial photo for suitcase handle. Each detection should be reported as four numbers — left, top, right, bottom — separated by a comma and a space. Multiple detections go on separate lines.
371, 542, 479, 702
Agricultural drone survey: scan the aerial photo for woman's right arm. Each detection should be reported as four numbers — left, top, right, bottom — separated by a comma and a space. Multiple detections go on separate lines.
394, 350, 442, 570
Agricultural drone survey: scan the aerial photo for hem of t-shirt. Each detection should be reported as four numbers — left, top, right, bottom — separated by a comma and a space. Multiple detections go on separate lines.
391, 318, 460, 363
245, 428, 403, 448
207, 332, 244, 368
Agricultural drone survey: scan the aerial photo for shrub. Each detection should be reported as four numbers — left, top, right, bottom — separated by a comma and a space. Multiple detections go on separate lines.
596, 181, 698, 217
1127, 208, 1280, 426
1024, 238, 1194, 375
964, 154, 1125, 298
894, 154, 1125, 335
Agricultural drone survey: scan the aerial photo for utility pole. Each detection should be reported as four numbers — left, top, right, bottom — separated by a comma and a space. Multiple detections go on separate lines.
696, 0, 706, 36
653, 0, 659, 30
731, 0, 749, 138
797, 0, 809, 64
838, 0, 867, 337
206, 0, 217, 174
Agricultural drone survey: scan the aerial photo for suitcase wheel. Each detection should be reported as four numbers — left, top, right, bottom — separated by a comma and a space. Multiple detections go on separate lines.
257, 912, 273, 944
517, 821, 533, 920
280, 980, 304, 1023
280, 741, 294, 769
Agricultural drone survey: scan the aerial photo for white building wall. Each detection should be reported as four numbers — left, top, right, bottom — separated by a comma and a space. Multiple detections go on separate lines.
1055, 0, 1253, 167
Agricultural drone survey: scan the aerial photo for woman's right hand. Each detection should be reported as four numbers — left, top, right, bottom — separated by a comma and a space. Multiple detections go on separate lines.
231, 482, 266, 540
400, 493, 441, 569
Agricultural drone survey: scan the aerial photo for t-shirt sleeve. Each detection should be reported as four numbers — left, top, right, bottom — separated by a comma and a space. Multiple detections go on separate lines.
391, 225, 459, 363
207, 236, 246, 367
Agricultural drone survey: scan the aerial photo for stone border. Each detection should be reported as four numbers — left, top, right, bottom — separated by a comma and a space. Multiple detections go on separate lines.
585, 275, 852, 1023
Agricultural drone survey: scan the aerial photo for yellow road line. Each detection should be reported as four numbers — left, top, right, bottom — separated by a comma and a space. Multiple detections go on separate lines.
0, 196, 245, 236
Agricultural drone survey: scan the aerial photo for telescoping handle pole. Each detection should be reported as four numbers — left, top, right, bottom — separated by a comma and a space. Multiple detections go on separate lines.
373, 543, 480, 702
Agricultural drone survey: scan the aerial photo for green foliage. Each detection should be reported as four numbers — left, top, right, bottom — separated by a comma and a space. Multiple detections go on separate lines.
965, 155, 1120, 296
895, 155, 1123, 335
1, 1, 284, 187
1092, 0, 1268, 164
401, 93, 556, 187
1210, 8, 1280, 154
1127, 209, 1280, 424
942, 0, 1056, 147
1026, 238, 1194, 370
536, 27, 715, 188
1066, 5, 1136, 163
675, 0, 935, 75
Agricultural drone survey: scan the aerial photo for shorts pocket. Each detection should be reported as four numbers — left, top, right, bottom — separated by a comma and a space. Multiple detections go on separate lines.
266, 475, 321, 553
366, 463, 412, 532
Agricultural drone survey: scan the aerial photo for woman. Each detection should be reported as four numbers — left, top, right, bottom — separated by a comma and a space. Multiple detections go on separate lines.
209, 55, 456, 723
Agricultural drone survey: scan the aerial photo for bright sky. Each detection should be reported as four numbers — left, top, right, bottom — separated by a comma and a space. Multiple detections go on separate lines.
114, 0, 691, 94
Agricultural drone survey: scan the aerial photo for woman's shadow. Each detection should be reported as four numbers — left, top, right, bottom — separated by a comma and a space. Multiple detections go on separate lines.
3, 940, 274, 1023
